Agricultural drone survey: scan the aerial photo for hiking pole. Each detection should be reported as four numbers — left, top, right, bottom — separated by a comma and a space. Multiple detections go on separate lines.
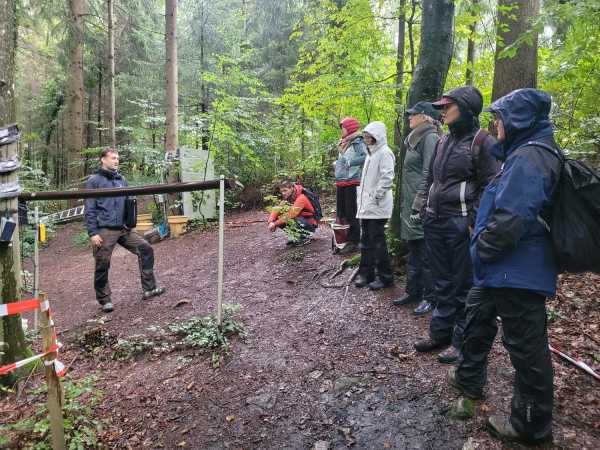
33, 206, 40, 330
216, 175, 225, 325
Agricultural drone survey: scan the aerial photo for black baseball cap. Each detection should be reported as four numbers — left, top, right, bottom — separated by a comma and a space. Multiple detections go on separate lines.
406, 101, 441, 121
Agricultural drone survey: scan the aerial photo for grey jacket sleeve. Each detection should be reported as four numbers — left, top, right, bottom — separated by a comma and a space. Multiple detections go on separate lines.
411, 132, 439, 212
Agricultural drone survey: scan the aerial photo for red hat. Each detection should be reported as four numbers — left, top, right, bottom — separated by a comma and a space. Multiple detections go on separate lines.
339, 117, 360, 135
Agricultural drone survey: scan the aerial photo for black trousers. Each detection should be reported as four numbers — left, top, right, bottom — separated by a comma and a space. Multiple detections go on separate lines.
457, 287, 553, 441
406, 239, 434, 303
424, 216, 472, 348
358, 219, 393, 282
93, 228, 157, 304
336, 185, 360, 243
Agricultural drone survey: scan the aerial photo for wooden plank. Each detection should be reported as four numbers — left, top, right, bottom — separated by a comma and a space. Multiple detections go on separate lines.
19, 178, 238, 201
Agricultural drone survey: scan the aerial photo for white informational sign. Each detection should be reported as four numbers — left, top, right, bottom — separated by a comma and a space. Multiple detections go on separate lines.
180, 147, 217, 220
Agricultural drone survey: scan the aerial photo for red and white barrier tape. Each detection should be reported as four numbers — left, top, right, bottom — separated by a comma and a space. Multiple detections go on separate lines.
549, 345, 600, 381
0, 342, 64, 376
0, 298, 41, 317
0, 298, 66, 377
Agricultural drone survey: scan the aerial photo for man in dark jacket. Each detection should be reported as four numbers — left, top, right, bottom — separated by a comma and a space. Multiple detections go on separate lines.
413, 86, 499, 364
449, 89, 560, 445
85, 148, 165, 313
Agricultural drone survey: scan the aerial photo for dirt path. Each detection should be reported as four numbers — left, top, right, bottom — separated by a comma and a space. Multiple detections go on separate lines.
5, 210, 600, 449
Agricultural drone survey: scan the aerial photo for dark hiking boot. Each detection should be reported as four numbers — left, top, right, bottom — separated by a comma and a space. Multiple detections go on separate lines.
392, 293, 418, 306
101, 302, 114, 313
447, 367, 483, 400
438, 346, 462, 364
368, 277, 393, 291
339, 242, 359, 255
413, 300, 434, 316
143, 287, 166, 300
354, 274, 374, 288
487, 415, 553, 446
414, 337, 449, 352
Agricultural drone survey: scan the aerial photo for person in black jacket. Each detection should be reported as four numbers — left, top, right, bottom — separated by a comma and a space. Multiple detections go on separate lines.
448, 89, 560, 445
413, 86, 499, 364
85, 148, 165, 313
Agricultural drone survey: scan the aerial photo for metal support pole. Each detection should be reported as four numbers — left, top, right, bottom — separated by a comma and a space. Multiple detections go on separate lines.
216, 175, 225, 325
33, 207, 40, 330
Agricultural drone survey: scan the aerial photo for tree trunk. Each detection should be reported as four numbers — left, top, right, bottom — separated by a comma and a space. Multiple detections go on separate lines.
491, 0, 540, 101
64, 0, 86, 185
393, 0, 407, 149
390, 0, 455, 241
165, 0, 179, 154
85, 92, 93, 174
0, 0, 17, 124
407, 0, 417, 73
107, 0, 116, 148
390, 0, 407, 237
97, 67, 103, 146
406, 0, 455, 107
465, 0, 478, 85
0, 1, 29, 385
85, 93, 93, 148
199, 0, 209, 152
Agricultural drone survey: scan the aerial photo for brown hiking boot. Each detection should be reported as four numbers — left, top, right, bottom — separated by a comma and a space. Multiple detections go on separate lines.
487, 415, 553, 446
447, 367, 483, 400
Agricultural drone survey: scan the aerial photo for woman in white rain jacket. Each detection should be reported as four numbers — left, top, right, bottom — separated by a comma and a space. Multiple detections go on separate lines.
355, 121, 396, 290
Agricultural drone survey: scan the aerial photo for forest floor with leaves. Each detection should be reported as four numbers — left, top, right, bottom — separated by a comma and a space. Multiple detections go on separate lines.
1, 210, 599, 450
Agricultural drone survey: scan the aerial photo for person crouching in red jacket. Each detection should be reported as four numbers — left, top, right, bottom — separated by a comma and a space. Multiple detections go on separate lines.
268, 181, 318, 246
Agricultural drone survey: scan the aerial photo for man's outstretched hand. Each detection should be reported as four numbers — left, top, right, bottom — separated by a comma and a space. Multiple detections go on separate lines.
90, 234, 103, 248
268, 222, 277, 232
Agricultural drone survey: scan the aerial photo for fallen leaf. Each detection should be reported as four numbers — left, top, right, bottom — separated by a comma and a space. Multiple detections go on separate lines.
226, 415, 236, 422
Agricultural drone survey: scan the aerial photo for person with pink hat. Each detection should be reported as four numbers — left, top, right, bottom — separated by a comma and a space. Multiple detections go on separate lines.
334, 117, 367, 254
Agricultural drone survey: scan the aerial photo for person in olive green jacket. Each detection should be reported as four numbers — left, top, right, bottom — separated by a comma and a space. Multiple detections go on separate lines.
393, 102, 442, 315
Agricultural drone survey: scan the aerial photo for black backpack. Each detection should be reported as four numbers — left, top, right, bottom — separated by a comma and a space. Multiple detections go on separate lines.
530, 141, 600, 273
302, 188, 323, 221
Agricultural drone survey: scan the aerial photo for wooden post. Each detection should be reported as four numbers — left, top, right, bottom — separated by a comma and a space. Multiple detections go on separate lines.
216, 175, 225, 325
39, 292, 66, 450
33, 207, 40, 330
